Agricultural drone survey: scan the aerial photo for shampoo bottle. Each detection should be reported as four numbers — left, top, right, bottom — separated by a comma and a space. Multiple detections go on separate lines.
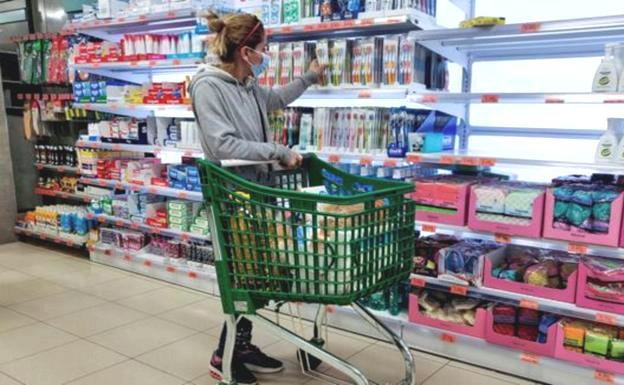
596, 118, 623, 162
593, 44, 619, 92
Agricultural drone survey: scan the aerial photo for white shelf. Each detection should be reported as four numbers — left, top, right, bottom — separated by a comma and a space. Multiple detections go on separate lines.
408, 91, 624, 105
73, 102, 194, 119
73, 57, 201, 71
35, 164, 80, 174
90, 243, 218, 294
75, 140, 204, 158
413, 14, 624, 66
410, 273, 624, 328
79, 177, 203, 202
35, 188, 94, 203
14, 226, 87, 248
87, 212, 209, 243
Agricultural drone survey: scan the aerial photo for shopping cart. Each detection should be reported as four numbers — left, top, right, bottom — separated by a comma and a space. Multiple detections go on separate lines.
198, 154, 416, 385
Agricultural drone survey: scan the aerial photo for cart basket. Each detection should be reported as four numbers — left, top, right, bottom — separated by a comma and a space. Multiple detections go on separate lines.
198, 154, 416, 315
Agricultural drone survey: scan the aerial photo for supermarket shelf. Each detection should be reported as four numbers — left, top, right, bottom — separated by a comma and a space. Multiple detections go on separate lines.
73, 57, 203, 83
35, 188, 95, 203
90, 243, 218, 294
87, 212, 210, 243
410, 273, 624, 328
34, 163, 80, 174
14, 226, 87, 248
413, 14, 624, 66
408, 91, 624, 105
73, 102, 194, 119
75, 140, 204, 157
415, 221, 624, 260
266, 9, 438, 43
79, 177, 203, 202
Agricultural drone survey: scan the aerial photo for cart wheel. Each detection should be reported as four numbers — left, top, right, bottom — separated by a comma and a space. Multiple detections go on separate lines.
297, 337, 324, 371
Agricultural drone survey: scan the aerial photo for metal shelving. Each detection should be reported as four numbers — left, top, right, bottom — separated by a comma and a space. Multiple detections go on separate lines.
72, 102, 194, 119
79, 177, 203, 202
87, 213, 209, 243
14, 226, 87, 248
75, 140, 204, 158
35, 188, 94, 203
34, 164, 80, 174
408, 91, 624, 105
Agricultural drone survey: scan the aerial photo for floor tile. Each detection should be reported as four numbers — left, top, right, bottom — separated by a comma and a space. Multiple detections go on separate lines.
0, 278, 67, 306
0, 371, 22, 385
0, 251, 65, 270
12, 259, 89, 279
88, 317, 196, 357
448, 361, 535, 385
79, 276, 163, 301
0, 307, 37, 334
0, 339, 125, 385
422, 365, 520, 385
66, 359, 185, 385
46, 302, 148, 337
8, 290, 105, 320
0, 323, 77, 364
117, 286, 204, 315
189, 373, 218, 385
158, 298, 224, 332
43, 267, 127, 290
137, 333, 218, 381
0, 271, 33, 286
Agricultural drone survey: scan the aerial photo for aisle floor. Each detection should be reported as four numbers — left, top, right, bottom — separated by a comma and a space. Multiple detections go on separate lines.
0, 242, 540, 385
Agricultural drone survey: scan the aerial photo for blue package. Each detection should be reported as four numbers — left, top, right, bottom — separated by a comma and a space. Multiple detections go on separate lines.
186, 167, 199, 178
321, 169, 345, 195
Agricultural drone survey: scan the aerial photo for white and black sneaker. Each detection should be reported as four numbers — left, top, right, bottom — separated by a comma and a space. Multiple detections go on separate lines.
238, 344, 284, 374
209, 353, 258, 385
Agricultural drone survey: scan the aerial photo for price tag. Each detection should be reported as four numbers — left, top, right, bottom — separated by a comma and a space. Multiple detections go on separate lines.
188, 271, 198, 279
180, 233, 190, 241
114, 182, 124, 190
421, 223, 437, 233
39, 234, 46, 240
360, 18, 374, 26
343, 19, 355, 27
166, 10, 176, 18
280, 25, 294, 33
172, 59, 181, 66
545, 97, 564, 104
86, 213, 95, 220
440, 333, 456, 343
359, 155, 373, 166
520, 22, 541, 33
177, 191, 188, 199
130, 222, 139, 230
406, 154, 422, 163
143, 260, 152, 267
132, 186, 141, 192
148, 187, 158, 194
519, 299, 539, 310
104, 249, 113, 256
383, 159, 398, 167
58, 166, 65, 172
36, 164, 43, 170
166, 266, 176, 273
595, 370, 615, 383
83, 197, 92, 203
520, 352, 539, 365
481, 94, 500, 103
495, 233, 512, 244
479, 158, 496, 167
152, 227, 161, 234
358, 90, 372, 98
129, 61, 138, 66
567, 243, 588, 254
596, 313, 617, 326
460, 157, 479, 166
329, 21, 341, 29
411, 277, 426, 287
326, 305, 336, 313
138, 15, 147, 21
115, 220, 124, 227
118, 17, 126, 22
303, 24, 316, 32
604, 99, 624, 104
328, 154, 341, 163
123, 255, 131, 261
421, 94, 438, 103
148, 60, 156, 67
64, 240, 74, 247
111, 144, 122, 151
450, 285, 467, 296
183, 150, 194, 157
440, 155, 455, 164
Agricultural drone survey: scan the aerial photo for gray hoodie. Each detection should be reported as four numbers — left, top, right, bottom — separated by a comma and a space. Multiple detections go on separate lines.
189, 64, 318, 165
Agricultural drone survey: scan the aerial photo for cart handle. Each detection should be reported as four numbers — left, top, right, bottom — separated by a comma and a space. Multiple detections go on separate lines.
217, 154, 312, 168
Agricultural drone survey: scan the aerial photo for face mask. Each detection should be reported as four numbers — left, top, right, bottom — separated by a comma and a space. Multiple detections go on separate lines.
246, 48, 270, 77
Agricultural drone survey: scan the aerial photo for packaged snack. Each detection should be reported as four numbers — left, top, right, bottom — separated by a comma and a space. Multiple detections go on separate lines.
492, 305, 516, 324
609, 339, 624, 361
585, 330, 611, 356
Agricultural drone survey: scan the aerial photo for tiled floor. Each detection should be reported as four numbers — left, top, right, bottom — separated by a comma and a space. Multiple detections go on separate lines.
0, 242, 539, 385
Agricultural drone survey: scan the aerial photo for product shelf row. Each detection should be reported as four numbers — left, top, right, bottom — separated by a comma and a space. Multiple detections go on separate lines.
72, 102, 194, 119
75, 140, 204, 158
34, 187, 94, 203
87, 212, 210, 242
35, 163, 80, 174
78, 177, 203, 202
14, 226, 87, 248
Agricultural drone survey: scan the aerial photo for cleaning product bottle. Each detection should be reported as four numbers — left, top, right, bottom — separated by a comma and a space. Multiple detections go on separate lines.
596, 118, 622, 162
610, 119, 624, 162
593, 44, 619, 92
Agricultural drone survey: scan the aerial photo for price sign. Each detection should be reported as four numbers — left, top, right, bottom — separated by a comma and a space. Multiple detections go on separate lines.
495, 233, 512, 244
152, 227, 161, 235
123, 255, 132, 261
104, 249, 113, 256
129, 61, 138, 66
97, 216, 106, 223
143, 260, 152, 267
595, 313, 617, 326
36, 164, 43, 170
440, 155, 455, 164
421, 223, 437, 233
115, 220, 124, 227
520, 352, 539, 365
595, 370, 615, 383
481, 94, 500, 103
421, 95, 438, 103
111, 144, 122, 151
519, 299, 539, 310
130, 222, 139, 230
172, 59, 181, 66
303, 24, 316, 32
450, 285, 467, 296
343, 19, 355, 27
567, 243, 588, 255
280, 26, 294, 33
520, 22, 541, 33
411, 277, 426, 287
328, 154, 340, 163
64, 241, 74, 247
58, 166, 65, 172
358, 90, 372, 98
166, 266, 176, 273
39, 234, 46, 240
545, 97, 564, 104
177, 191, 188, 199
188, 271, 198, 279
460, 157, 479, 166
406, 154, 422, 163
148, 61, 157, 67
180, 233, 190, 241
440, 333, 456, 343
148, 187, 158, 194
360, 18, 374, 26
166, 11, 176, 18
359, 155, 373, 166
479, 158, 496, 167
383, 159, 398, 167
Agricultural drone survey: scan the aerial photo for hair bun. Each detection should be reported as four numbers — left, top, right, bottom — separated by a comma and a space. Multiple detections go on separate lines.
206, 12, 225, 33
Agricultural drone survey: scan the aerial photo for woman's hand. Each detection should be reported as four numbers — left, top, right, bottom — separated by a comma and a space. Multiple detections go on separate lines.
308, 59, 327, 82
281, 151, 303, 169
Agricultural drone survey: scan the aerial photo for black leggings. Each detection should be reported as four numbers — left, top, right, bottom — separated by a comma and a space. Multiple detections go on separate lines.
215, 316, 253, 357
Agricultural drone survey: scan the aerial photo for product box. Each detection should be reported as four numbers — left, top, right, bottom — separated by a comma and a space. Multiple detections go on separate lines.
169, 216, 191, 226
167, 200, 194, 212
554, 322, 624, 375
484, 309, 558, 357
483, 246, 578, 303
168, 223, 189, 232
408, 293, 487, 339
543, 188, 624, 248
468, 183, 546, 239
575, 257, 624, 314
190, 224, 209, 235
413, 176, 472, 226
415, 110, 458, 152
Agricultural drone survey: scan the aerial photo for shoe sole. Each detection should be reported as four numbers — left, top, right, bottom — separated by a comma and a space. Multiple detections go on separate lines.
244, 363, 285, 374
208, 363, 258, 385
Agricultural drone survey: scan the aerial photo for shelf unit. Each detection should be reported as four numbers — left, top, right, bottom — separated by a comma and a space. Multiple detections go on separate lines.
14, 226, 87, 248
34, 164, 80, 174
72, 102, 194, 119
79, 177, 203, 202
75, 140, 203, 157
35, 188, 94, 203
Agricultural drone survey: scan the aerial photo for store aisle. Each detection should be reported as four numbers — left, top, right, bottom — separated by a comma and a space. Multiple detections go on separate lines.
0, 242, 538, 385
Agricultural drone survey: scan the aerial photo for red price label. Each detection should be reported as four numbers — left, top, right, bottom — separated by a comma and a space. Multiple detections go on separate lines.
383, 159, 398, 167
36, 165, 43, 170
172, 59, 181, 66
177, 191, 188, 199
479, 158, 496, 167
358, 90, 372, 98
188, 271, 198, 279
129, 61, 138, 66
148, 61, 156, 67
343, 19, 355, 27
421, 95, 438, 103
64, 240, 73, 247
86, 213, 94, 220
303, 24, 316, 32
360, 18, 374, 26
411, 277, 426, 287
519, 299, 539, 310
520, 22, 541, 33
143, 260, 152, 267
138, 15, 147, 20
280, 26, 294, 33
545, 97, 564, 104
115, 220, 124, 227
406, 154, 422, 163
495, 233, 512, 244
328, 154, 340, 163
104, 249, 113, 256
148, 187, 158, 194
440, 155, 455, 164
130, 223, 139, 230
166, 266, 176, 273
39, 234, 46, 240
595, 370, 615, 383
450, 285, 467, 296
359, 155, 373, 166
520, 352, 539, 365
123, 255, 131, 261
460, 157, 479, 166
58, 166, 65, 172
481, 94, 500, 103
166, 11, 176, 18
421, 223, 437, 233
180, 234, 190, 241
111, 144, 122, 151
97, 216, 106, 223
152, 228, 161, 234
83, 197, 92, 203
596, 313, 617, 326
567, 243, 588, 254
440, 333, 456, 343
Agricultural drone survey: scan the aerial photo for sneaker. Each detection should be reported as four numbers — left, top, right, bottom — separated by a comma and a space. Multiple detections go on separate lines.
209, 353, 258, 385
237, 344, 284, 374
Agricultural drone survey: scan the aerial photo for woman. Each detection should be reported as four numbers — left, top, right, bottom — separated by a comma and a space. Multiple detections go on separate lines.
188, 11, 325, 385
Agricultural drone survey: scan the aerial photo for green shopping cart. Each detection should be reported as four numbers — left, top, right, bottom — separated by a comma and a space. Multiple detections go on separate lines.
198, 154, 416, 385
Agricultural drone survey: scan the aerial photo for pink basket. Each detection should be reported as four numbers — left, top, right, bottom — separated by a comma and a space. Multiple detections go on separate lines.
554, 322, 624, 375
484, 309, 558, 357
467, 188, 545, 238
575, 262, 624, 314
414, 182, 470, 226
483, 248, 578, 303
408, 294, 487, 339
543, 189, 624, 247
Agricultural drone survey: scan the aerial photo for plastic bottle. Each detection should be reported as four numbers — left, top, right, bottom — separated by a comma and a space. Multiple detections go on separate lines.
596, 118, 623, 162
593, 44, 619, 92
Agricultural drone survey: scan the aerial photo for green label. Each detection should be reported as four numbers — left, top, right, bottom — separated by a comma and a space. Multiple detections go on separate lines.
601, 148, 612, 157
599, 76, 611, 86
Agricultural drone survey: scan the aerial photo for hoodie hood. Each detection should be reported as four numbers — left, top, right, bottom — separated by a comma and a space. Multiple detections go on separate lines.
189, 64, 255, 96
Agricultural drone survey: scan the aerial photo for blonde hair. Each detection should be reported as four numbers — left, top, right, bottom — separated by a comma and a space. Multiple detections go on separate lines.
207, 12, 264, 63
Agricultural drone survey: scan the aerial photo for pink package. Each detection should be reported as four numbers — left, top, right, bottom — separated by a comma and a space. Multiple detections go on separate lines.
484, 309, 558, 357
553, 323, 624, 375
575, 257, 624, 314
414, 180, 471, 226
483, 247, 578, 303
467, 185, 545, 238
408, 294, 487, 339
543, 189, 624, 247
